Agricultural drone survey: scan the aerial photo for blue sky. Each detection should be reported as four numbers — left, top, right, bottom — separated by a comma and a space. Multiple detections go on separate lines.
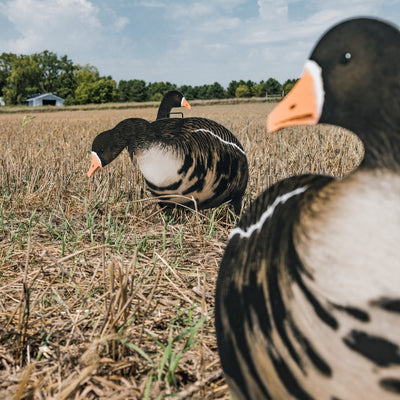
0, 0, 399, 87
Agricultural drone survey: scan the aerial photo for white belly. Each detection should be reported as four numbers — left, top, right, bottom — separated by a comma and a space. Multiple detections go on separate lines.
296, 170, 400, 305
136, 145, 182, 187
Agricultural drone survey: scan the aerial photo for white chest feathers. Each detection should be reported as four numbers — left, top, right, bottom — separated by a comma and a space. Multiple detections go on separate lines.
136, 145, 182, 187
295, 170, 400, 305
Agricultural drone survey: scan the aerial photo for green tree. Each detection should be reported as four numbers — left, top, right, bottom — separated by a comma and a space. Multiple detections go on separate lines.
227, 80, 239, 98
91, 78, 118, 103
245, 80, 255, 93
177, 84, 196, 100
36, 51, 77, 99
150, 92, 163, 101
252, 82, 267, 97
129, 79, 148, 102
75, 64, 100, 84
34, 50, 61, 93
235, 84, 251, 98
206, 82, 226, 99
74, 64, 99, 104
282, 78, 298, 95
3, 55, 42, 104
196, 85, 209, 99
58, 65, 77, 102
118, 80, 129, 102
0, 53, 17, 97
265, 78, 282, 96
118, 79, 149, 102
147, 81, 176, 101
189, 85, 201, 99
51, 54, 76, 99
74, 66, 117, 104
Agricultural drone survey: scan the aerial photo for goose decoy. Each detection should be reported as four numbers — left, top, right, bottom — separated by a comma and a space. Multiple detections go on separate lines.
156, 90, 191, 120
215, 17, 400, 400
87, 117, 248, 214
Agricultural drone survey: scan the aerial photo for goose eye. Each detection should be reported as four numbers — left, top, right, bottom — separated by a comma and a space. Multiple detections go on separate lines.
340, 52, 352, 65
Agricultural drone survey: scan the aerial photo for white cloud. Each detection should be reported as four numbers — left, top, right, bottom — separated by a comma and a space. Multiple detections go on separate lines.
257, 0, 288, 21
137, 0, 166, 8
167, 3, 217, 19
0, 0, 101, 54
165, 0, 248, 21
115, 16, 129, 31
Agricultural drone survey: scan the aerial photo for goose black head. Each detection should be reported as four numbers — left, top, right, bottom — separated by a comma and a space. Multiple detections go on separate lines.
87, 118, 153, 177
267, 17, 400, 168
162, 90, 191, 110
87, 127, 129, 177
157, 90, 191, 120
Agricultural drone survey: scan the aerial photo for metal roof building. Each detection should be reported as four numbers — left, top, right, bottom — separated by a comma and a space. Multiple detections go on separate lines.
26, 93, 64, 107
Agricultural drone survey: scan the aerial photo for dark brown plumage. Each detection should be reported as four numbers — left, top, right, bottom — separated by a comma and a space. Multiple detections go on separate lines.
88, 117, 248, 214
216, 17, 400, 400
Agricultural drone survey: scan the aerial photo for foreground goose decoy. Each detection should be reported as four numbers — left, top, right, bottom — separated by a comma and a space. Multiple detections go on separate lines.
87, 117, 248, 214
215, 17, 400, 400
156, 90, 191, 120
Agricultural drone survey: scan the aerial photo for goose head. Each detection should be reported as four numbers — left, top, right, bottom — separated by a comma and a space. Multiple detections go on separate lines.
87, 126, 131, 177
267, 17, 400, 170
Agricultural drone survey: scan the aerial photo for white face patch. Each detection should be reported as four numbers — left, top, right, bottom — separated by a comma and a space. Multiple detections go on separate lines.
304, 60, 325, 121
229, 186, 309, 240
136, 145, 182, 187
91, 151, 102, 167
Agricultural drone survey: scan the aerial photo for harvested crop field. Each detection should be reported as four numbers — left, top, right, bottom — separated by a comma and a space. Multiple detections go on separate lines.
0, 102, 363, 399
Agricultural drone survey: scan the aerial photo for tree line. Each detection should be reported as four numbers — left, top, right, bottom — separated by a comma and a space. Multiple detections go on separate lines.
0, 51, 297, 106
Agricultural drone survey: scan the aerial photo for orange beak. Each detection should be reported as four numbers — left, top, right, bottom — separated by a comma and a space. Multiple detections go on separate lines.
267, 61, 324, 133
87, 152, 102, 177
181, 97, 191, 110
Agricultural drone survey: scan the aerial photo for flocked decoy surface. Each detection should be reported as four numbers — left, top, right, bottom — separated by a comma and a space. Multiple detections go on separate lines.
215, 17, 400, 400
88, 116, 248, 214
156, 90, 191, 120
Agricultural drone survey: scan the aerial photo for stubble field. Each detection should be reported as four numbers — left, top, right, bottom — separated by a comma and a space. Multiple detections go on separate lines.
0, 101, 363, 399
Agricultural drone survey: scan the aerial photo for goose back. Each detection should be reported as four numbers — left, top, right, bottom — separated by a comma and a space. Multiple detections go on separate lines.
137, 117, 248, 212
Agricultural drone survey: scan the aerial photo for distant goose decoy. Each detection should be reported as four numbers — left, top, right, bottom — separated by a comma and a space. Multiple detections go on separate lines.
215, 17, 400, 400
156, 90, 191, 120
87, 117, 248, 214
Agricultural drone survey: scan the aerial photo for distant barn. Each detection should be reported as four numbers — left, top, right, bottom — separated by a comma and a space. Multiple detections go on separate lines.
26, 93, 64, 107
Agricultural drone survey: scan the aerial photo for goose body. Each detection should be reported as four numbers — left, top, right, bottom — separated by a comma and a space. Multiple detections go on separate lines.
156, 90, 191, 120
215, 17, 400, 399
88, 117, 248, 213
